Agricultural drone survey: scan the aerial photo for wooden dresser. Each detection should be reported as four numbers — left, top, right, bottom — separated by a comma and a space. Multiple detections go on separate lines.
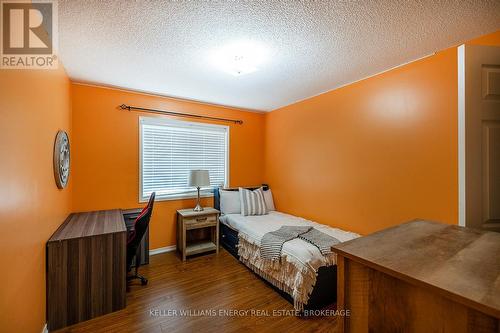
46, 210, 127, 331
332, 220, 500, 333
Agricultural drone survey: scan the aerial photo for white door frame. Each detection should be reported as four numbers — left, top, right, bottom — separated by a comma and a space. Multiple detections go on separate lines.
458, 44, 466, 227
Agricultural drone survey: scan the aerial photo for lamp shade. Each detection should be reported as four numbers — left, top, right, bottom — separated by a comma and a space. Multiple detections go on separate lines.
188, 170, 210, 187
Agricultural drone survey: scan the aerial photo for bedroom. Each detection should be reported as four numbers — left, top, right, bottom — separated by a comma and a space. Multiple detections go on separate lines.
0, 1, 499, 332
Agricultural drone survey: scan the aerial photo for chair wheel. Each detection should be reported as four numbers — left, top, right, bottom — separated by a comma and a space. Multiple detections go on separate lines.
140, 277, 148, 285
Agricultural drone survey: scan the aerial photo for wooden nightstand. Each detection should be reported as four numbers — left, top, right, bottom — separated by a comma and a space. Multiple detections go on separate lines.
176, 208, 220, 261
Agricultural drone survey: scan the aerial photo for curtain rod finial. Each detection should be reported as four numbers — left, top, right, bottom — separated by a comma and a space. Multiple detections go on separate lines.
119, 104, 129, 110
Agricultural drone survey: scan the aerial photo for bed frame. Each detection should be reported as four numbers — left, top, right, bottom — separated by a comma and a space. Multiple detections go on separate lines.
214, 185, 337, 310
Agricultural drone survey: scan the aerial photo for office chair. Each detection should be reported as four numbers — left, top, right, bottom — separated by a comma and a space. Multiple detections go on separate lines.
126, 192, 155, 286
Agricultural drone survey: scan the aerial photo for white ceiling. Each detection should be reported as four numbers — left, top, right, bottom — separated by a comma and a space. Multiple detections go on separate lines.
58, 1, 500, 112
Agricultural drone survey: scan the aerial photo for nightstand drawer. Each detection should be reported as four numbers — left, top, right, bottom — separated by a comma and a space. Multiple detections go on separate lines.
184, 214, 217, 229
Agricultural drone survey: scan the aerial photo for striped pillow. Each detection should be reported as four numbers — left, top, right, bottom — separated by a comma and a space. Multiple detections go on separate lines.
239, 187, 268, 216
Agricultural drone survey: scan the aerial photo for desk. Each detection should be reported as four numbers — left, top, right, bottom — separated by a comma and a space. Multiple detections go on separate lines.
332, 220, 500, 332
46, 209, 148, 331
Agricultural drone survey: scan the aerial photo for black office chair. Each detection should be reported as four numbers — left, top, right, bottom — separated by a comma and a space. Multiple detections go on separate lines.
126, 192, 155, 286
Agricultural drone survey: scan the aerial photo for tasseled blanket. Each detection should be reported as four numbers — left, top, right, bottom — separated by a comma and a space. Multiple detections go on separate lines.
238, 232, 338, 311
260, 226, 341, 260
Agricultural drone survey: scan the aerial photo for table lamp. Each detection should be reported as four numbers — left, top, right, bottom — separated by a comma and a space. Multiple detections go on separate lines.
189, 170, 210, 211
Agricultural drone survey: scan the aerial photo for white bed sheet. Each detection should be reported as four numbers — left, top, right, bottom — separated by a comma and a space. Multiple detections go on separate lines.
220, 211, 360, 270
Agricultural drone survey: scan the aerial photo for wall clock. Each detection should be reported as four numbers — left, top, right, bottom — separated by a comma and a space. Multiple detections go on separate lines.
53, 130, 70, 189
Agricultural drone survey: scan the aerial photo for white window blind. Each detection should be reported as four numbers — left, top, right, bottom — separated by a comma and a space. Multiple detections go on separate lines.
140, 117, 228, 201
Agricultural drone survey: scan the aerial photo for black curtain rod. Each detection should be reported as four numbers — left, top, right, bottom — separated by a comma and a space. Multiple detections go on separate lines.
118, 104, 243, 125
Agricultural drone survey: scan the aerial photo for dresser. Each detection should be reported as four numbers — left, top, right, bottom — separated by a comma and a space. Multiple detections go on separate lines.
332, 220, 500, 333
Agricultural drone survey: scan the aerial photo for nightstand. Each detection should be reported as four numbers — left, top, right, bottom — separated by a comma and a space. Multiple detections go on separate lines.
176, 208, 220, 261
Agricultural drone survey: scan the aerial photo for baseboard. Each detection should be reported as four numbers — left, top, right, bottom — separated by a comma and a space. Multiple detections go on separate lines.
149, 245, 176, 256
41, 323, 48, 333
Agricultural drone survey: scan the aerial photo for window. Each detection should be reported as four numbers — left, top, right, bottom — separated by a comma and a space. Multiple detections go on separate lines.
139, 117, 229, 201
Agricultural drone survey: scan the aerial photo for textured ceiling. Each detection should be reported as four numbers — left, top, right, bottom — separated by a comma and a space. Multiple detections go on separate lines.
58, 0, 500, 112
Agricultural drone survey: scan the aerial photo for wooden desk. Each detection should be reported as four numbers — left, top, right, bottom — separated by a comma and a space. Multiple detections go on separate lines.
332, 220, 500, 333
47, 210, 127, 331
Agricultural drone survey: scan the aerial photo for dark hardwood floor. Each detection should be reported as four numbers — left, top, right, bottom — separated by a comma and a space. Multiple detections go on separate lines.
54, 249, 339, 333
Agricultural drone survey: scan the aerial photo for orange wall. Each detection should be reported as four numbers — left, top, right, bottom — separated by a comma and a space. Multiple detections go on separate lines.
0, 67, 72, 332
468, 30, 500, 45
264, 30, 500, 235
71, 84, 265, 249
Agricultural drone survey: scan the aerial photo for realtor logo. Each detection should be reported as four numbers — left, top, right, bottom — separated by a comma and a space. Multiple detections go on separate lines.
1, 0, 58, 69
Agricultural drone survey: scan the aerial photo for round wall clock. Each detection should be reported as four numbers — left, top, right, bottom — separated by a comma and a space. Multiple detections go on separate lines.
53, 130, 70, 189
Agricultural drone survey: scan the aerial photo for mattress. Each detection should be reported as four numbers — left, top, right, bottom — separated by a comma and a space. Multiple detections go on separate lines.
219, 211, 359, 271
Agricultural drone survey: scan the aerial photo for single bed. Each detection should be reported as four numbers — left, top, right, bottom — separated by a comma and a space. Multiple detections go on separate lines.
214, 186, 360, 311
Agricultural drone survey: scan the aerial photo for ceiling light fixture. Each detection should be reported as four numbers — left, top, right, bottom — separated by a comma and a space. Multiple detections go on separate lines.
210, 40, 268, 76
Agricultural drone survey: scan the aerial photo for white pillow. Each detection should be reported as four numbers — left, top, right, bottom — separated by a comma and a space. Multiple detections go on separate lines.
239, 187, 268, 216
262, 188, 275, 211
219, 190, 241, 214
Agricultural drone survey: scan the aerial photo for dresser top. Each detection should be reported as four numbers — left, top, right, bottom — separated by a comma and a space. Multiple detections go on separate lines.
177, 207, 219, 218
48, 209, 127, 242
332, 220, 500, 318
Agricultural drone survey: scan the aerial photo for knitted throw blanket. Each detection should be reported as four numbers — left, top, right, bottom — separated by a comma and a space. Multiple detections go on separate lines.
300, 228, 341, 255
260, 226, 312, 260
260, 226, 340, 260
